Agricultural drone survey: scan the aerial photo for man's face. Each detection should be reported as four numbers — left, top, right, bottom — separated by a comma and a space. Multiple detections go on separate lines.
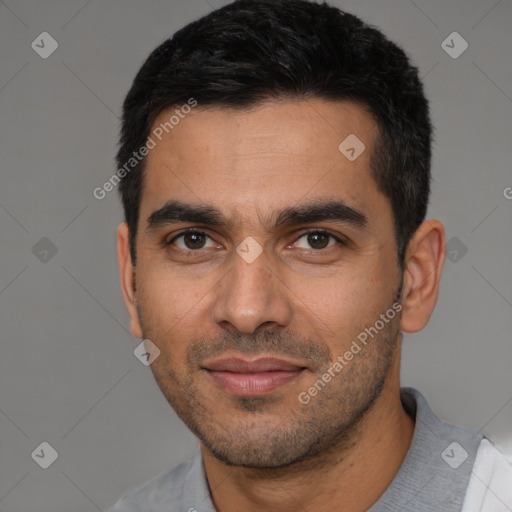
129, 99, 404, 468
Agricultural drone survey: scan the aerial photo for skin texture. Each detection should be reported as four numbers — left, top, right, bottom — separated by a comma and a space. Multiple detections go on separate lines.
117, 98, 446, 511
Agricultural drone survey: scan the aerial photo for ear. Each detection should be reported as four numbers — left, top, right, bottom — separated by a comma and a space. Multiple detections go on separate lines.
117, 222, 143, 339
400, 219, 446, 333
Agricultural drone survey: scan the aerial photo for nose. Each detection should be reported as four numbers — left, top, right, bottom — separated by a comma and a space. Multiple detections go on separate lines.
211, 246, 293, 335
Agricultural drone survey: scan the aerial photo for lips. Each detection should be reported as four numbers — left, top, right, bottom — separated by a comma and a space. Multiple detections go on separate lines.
204, 357, 305, 373
203, 356, 306, 396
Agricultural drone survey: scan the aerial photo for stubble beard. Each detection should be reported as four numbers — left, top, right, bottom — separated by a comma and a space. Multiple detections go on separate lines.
138, 286, 402, 470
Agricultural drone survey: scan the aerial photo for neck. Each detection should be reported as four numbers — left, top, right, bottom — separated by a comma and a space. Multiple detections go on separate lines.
202, 352, 415, 512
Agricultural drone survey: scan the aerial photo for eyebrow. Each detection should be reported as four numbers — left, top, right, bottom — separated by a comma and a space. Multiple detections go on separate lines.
145, 198, 368, 233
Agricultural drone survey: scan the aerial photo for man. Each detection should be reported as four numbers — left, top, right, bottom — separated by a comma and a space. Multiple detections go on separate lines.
109, 0, 512, 510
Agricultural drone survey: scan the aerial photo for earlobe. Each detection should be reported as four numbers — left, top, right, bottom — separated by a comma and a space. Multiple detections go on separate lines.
400, 219, 446, 333
117, 222, 143, 339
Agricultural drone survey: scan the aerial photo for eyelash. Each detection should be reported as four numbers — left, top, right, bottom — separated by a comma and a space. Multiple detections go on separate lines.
164, 228, 346, 252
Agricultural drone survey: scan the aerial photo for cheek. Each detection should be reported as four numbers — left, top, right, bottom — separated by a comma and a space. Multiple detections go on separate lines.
299, 270, 390, 348
136, 266, 207, 345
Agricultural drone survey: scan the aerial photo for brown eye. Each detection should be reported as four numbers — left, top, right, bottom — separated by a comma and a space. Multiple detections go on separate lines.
169, 230, 214, 250
293, 230, 341, 250
184, 232, 206, 249
306, 232, 330, 249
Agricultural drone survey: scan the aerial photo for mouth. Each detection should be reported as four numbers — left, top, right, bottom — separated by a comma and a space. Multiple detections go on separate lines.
202, 356, 307, 396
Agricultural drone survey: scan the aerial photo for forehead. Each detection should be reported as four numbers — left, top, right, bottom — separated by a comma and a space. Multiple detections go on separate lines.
140, 98, 389, 229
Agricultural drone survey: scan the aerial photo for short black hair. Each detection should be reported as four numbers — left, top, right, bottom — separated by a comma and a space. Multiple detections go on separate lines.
117, 0, 432, 269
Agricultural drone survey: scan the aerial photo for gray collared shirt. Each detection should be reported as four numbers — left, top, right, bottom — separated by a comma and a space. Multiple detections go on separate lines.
108, 388, 483, 512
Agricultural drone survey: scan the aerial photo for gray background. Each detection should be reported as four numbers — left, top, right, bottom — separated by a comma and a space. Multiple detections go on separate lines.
1, 0, 511, 510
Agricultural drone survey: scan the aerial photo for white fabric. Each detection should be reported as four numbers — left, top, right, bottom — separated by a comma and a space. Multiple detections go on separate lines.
462, 438, 512, 512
